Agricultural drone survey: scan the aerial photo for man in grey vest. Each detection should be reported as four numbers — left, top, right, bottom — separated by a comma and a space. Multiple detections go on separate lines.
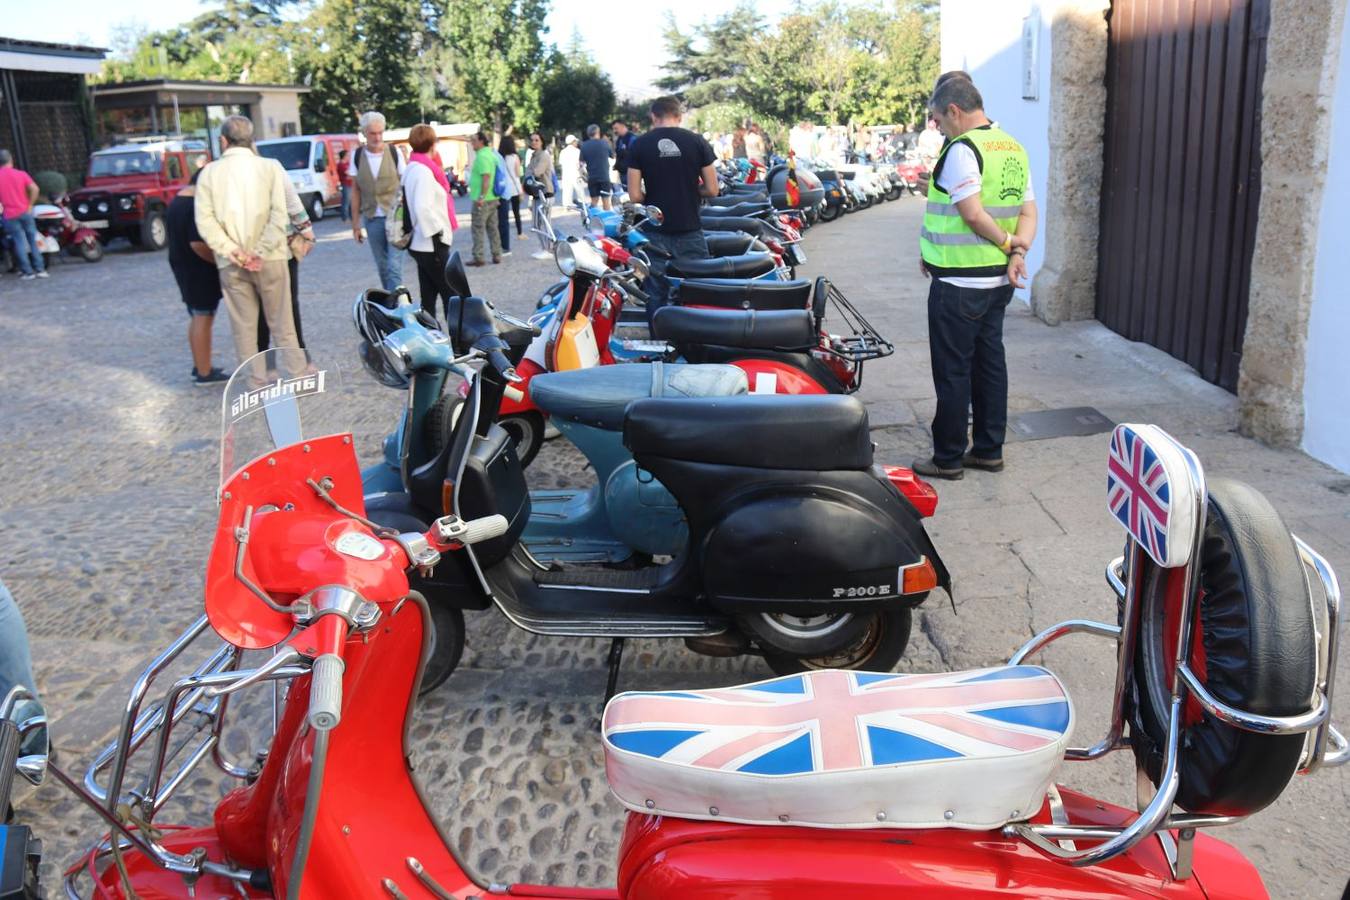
348, 110, 407, 291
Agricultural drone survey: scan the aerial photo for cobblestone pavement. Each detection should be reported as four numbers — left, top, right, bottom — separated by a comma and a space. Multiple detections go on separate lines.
2, 198, 1347, 897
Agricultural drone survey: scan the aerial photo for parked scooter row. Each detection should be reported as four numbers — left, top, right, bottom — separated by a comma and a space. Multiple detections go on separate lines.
7, 340, 1344, 898
359, 253, 940, 691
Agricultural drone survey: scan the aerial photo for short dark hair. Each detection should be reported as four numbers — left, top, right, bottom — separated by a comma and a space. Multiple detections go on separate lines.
929, 77, 983, 115
472, 130, 488, 146
934, 70, 973, 90
409, 123, 437, 153
649, 96, 682, 120
611, 119, 625, 128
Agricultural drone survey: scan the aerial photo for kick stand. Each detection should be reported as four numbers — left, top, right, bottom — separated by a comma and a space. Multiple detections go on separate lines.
604, 638, 626, 704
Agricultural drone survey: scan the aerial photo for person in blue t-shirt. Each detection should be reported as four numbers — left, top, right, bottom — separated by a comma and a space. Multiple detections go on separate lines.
579, 124, 615, 211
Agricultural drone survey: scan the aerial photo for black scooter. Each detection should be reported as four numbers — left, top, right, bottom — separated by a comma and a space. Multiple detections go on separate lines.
363, 266, 950, 697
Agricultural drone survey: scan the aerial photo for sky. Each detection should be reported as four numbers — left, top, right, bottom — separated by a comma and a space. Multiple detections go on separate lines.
2, 0, 798, 97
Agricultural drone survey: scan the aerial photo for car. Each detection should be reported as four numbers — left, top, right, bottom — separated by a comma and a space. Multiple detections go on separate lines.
256, 133, 361, 222
67, 140, 207, 252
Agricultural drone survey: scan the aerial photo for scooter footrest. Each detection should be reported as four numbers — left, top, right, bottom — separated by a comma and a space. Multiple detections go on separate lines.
535, 564, 665, 591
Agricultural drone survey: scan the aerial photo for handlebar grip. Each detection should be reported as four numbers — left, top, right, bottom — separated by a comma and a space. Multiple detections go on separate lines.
0, 719, 20, 809
461, 514, 510, 545
621, 278, 651, 304
307, 654, 345, 732
503, 384, 525, 403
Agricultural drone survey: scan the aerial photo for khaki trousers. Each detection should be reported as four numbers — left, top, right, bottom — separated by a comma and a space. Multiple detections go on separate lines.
220, 260, 298, 365
471, 199, 502, 262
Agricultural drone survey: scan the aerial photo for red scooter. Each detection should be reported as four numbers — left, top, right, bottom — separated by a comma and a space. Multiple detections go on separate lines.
34, 197, 103, 262
31, 354, 1344, 898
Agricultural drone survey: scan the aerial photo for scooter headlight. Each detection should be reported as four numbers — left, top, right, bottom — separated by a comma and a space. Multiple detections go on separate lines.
380, 334, 412, 376
96, 201, 109, 214
555, 240, 578, 278
630, 254, 650, 281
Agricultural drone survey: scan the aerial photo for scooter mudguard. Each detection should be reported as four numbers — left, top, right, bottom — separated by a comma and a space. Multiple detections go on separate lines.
614, 787, 1262, 899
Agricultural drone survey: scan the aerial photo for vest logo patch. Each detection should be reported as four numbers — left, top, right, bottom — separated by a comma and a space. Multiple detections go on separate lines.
999, 156, 1026, 202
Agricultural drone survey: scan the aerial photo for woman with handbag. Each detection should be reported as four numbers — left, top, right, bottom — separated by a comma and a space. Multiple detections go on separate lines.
403, 124, 456, 320
257, 166, 314, 351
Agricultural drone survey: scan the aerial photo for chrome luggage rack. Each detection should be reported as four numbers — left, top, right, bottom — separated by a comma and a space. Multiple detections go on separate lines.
52, 614, 308, 896
811, 278, 894, 367
1003, 429, 1345, 879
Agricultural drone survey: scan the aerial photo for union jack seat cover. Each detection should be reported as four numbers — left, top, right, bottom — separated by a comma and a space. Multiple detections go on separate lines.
1106, 424, 1201, 569
602, 666, 1073, 830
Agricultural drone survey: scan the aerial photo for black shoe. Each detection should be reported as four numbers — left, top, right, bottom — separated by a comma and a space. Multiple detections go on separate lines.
912, 457, 964, 480
962, 453, 1004, 472
192, 367, 229, 386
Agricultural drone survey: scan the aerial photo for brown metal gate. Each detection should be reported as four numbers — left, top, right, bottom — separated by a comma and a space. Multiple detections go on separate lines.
1096, 0, 1270, 391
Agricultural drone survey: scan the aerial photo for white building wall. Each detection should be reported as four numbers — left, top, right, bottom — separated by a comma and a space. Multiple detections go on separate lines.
940, 0, 1057, 303
1301, 7, 1350, 474
255, 91, 303, 140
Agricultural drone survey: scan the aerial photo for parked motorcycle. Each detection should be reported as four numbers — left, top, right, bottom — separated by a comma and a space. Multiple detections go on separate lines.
34, 198, 104, 263
24, 394, 1344, 898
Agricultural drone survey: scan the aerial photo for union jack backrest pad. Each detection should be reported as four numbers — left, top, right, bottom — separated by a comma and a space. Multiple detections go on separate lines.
1106, 424, 1202, 570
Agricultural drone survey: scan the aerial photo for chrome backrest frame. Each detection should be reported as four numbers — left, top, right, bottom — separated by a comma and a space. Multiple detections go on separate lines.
1006, 426, 1345, 874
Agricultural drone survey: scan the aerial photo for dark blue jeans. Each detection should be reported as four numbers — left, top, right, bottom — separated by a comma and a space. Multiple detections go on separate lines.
927, 279, 1014, 467
3, 212, 45, 275
642, 228, 710, 327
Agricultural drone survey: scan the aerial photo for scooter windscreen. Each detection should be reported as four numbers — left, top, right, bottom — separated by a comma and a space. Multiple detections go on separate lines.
218, 347, 349, 496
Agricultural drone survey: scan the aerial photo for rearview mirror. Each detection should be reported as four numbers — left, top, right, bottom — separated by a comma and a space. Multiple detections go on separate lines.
644, 205, 664, 226
443, 251, 471, 299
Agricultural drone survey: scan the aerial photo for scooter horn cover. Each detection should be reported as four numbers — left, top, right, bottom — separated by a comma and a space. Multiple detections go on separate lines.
602, 666, 1072, 830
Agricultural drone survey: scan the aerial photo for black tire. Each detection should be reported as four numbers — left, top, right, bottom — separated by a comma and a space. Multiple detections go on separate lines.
425, 391, 465, 456
498, 412, 545, 468
308, 193, 325, 222
818, 202, 840, 223
1126, 477, 1316, 816
139, 209, 167, 251
79, 239, 103, 262
760, 609, 913, 676
418, 599, 465, 694
886, 185, 903, 202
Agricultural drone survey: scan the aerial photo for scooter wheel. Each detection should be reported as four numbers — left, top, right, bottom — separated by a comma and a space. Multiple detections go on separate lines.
79, 239, 103, 262
1125, 477, 1316, 816
418, 599, 466, 694
758, 608, 912, 676
818, 204, 840, 223
498, 412, 545, 468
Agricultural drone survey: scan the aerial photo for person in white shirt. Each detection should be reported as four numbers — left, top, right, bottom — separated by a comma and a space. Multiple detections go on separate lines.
402, 124, 456, 319
194, 115, 299, 365
348, 110, 407, 291
916, 119, 945, 169
789, 122, 817, 162
558, 134, 581, 209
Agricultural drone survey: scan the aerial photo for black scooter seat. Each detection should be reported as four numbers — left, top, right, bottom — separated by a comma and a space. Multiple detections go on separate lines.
652, 306, 816, 351
703, 232, 760, 257
667, 252, 776, 279
724, 182, 768, 193
701, 201, 774, 217
676, 278, 812, 312
699, 217, 779, 239
528, 363, 747, 431
625, 394, 873, 471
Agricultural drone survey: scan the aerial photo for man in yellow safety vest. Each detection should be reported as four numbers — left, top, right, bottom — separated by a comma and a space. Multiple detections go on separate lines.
914, 76, 1037, 480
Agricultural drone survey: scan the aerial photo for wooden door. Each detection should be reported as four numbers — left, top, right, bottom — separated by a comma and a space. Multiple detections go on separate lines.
1096, 0, 1270, 390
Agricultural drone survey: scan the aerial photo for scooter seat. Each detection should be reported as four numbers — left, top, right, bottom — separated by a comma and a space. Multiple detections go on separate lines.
602, 666, 1073, 829
725, 182, 769, 193
698, 217, 779, 239
676, 278, 812, 312
529, 363, 748, 431
651, 307, 816, 352
625, 394, 871, 470
703, 232, 762, 257
667, 252, 777, 279
701, 201, 774, 217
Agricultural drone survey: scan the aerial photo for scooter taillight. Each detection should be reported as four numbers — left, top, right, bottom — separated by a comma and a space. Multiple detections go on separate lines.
883, 465, 939, 518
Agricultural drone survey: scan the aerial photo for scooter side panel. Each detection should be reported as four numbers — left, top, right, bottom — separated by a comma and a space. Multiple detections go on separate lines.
615, 788, 1246, 900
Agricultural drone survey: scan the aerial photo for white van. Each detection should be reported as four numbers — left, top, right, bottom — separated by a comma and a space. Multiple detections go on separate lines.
256, 133, 361, 221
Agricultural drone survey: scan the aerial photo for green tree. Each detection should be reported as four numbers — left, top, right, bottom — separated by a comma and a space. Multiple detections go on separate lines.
657, 3, 764, 107
296, 0, 431, 132
440, 0, 550, 134
537, 53, 616, 139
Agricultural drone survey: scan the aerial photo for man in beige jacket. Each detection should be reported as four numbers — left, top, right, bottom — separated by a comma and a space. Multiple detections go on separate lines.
195, 115, 299, 365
